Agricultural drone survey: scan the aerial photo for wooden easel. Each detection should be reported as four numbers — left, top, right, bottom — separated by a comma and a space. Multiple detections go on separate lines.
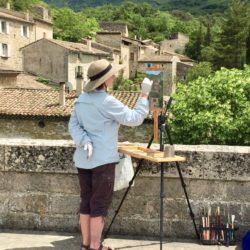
104, 98, 200, 249
151, 107, 163, 143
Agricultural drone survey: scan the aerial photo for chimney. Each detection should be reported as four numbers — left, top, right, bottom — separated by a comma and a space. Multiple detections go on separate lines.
25, 11, 29, 21
59, 82, 66, 106
76, 78, 83, 96
87, 38, 92, 51
6, 1, 10, 10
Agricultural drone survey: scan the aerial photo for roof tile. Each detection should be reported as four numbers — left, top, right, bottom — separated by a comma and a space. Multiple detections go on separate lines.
0, 88, 141, 119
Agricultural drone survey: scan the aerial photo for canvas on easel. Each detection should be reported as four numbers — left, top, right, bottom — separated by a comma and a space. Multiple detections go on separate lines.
145, 63, 165, 110
145, 63, 165, 142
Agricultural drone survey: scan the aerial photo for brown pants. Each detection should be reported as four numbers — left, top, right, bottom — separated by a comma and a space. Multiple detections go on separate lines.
77, 163, 116, 217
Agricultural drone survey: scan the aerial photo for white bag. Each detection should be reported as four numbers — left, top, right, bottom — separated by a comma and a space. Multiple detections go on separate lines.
114, 153, 134, 191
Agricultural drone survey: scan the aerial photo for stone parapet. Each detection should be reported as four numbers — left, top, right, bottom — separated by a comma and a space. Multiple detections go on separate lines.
0, 139, 249, 240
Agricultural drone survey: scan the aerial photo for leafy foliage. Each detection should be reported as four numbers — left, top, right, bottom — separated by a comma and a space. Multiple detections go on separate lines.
43, 0, 250, 15
169, 66, 250, 145
0, 0, 42, 10
80, 2, 200, 42
185, 62, 214, 82
203, 0, 250, 69
113, 71, 140, 91
52, 7, 99, 42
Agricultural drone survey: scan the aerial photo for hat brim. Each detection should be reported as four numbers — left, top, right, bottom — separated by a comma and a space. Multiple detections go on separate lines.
84, 64, 124, 92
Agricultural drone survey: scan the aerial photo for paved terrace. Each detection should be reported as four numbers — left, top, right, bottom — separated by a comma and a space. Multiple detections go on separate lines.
0, 230, 241, 250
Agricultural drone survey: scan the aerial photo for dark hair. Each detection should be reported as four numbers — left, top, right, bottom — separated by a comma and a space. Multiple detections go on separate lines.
96, 83, 105, 90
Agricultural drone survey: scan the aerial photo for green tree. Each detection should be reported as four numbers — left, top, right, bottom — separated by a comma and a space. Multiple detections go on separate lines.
169, 66, 250, 145
186, 62, 214, 82
208, 0, 250, 69
246, 27, 250, 64
113, 71, 140, 91
185, 23, 205, 61
52, 7, 99, 42
0, 0, 41, 10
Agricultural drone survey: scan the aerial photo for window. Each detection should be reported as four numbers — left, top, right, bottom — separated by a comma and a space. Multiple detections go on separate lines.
130, 52, 134, 61
21, 25, 29, 38
0, 20, 9, 34
0, 43, 10, 57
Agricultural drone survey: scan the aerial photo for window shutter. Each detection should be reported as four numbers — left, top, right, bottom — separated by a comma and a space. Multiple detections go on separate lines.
6, 21, 9, 34
27, 26, 30, 38
0, 20, 2, 33
0, 43, 2, 56
21, 25, 23, 36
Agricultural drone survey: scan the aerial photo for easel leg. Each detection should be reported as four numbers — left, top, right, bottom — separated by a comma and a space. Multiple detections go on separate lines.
165, 123, 200, 239
160, 162, 165, 250
103, 137, 154, 239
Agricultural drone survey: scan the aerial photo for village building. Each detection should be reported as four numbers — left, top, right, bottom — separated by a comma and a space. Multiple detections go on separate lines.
21, 38, 111, 91
100, 21, 129, 37
95, 31, 159, 79
138, 53, 194, 96
0, 3, 53, 71
160, 32, 189, 54
0, 88, 152, 142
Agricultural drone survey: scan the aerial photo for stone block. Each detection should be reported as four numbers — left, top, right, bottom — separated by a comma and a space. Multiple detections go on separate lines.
0, 172, 15, 191
49, 174, 79, 194
189, 179, 227, 201
50, 194, 79, 214
111, 195, 159, 220
40, 214, 79, 232
127, 177, 188, 199
242, 204, 250, 223
9, 193, 48, 214
0, 192, 10, 213
164, 199, 190, 220
171, 220, 197, 239
105, 217, 172, 237
225, 181, 250, 202
1, 212, 40, 229
0, 145, 5, 170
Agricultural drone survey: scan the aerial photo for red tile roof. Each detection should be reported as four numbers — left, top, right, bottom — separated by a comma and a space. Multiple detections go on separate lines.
0, 88, 141, 119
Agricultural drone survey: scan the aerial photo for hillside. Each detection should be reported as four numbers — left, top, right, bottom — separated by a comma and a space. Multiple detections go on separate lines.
43, 0, 250, 15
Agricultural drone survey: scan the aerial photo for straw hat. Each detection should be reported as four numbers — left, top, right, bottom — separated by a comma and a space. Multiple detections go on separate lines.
84, 59, 124, 92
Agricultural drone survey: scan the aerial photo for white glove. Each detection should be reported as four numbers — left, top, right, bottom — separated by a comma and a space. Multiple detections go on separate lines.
141, 77, 153, 96
84, 143, 93, 158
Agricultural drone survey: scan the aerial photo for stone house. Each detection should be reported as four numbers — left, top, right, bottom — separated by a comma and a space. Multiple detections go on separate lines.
96, 31, 158, 79
160, 32, 189, 54
21, 38, 111, 90
100, 21, 128, 37
0, 3, 53, 72
0, 88, 152, 142
138, 53, 194, 96
0, 65, 22, 87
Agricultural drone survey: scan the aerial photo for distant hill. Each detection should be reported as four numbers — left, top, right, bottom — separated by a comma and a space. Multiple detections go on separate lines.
43, 0, 250, 15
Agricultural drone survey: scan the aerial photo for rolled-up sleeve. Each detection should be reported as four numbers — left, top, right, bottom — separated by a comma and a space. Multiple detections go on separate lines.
103, 95, 149, 126
68, 107, 92, 146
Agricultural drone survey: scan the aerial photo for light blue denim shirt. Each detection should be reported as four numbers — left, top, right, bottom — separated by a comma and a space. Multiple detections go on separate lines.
68, 90, 149, 169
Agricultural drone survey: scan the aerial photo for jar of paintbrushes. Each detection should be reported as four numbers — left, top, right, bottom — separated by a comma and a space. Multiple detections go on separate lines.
199, 206, 239, 246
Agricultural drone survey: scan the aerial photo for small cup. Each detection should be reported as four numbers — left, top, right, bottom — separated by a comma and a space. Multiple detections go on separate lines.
164, 145, 175, 157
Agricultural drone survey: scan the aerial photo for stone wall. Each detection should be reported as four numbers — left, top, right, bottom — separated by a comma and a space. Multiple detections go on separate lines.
0, 138, 249, 241
96, 33, 122, 50
160, 33, 189, 54
0, 118, 153, 143
23, 39, 68, 83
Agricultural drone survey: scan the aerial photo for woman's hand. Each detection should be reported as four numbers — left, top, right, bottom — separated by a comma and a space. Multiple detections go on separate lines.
84, 143, 93, 158
141, 77, 153, 97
